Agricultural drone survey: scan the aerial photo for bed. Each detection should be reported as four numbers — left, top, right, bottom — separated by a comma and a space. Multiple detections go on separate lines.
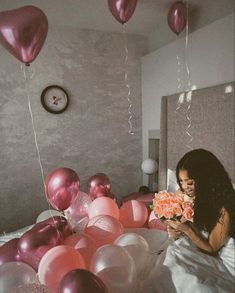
139, 81, 235, 292
0, 82, 235, 292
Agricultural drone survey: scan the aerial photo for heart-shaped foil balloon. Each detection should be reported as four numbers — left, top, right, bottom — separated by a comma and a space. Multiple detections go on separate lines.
0, 5, 48, 65
18, 217, 71, 271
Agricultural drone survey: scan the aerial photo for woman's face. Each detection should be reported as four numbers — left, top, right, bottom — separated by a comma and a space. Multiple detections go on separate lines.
178, 169, 195, 198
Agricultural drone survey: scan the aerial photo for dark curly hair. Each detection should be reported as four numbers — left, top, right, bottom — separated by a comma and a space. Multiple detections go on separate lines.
176, 149, 235, 238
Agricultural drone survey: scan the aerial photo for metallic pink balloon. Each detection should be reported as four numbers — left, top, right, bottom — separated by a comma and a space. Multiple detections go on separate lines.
167, 1, 187, 35
18, 220, 65, 271
108, 0, 137, 24
59, 269, 108, 293
0, 238, 21, 265
87, 173, 111, 199
45, 168, 80, 211
40, 216, 73, 239
0, 6, 48, 65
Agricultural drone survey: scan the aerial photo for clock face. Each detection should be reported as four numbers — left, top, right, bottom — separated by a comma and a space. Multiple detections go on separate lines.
41, 85, 69, 114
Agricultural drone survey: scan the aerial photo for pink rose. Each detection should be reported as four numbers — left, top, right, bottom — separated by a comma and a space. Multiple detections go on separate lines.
182, 206, 194, 222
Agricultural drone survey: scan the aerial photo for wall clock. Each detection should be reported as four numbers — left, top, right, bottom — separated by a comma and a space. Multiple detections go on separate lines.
41, 85, 69, 114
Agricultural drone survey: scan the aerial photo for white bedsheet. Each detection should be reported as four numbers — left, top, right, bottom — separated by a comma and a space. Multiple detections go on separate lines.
139, 235, 235, 293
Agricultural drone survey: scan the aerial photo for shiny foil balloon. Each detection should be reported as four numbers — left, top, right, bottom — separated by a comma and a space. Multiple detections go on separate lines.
45, 168, 80, 211
59, 269, 108, 293
87, 173, 111, 199
108, 0, 137, 24
18, 221, 64, 271
0, 238, 21, 265
0, 6, 48, 65
39, 216, 73, 239
167, 1, 187, 35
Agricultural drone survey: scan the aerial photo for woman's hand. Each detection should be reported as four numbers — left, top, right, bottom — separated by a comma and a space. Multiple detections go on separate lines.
167, 225, 182, 239
166, 220, 190, 236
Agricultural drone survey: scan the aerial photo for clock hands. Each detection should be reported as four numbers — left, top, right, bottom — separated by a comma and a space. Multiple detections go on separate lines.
52, 95, 62, 105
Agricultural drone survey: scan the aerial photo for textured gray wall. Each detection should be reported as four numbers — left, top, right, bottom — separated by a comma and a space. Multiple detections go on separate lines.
159, 82, 235, 191
0, 26, 147, 232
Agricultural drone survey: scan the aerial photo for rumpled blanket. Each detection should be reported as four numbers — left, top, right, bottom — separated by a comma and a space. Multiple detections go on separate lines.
139, 236, 235, 293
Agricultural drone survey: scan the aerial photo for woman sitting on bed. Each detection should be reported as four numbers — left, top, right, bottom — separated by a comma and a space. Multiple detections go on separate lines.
167, 148, 235, 255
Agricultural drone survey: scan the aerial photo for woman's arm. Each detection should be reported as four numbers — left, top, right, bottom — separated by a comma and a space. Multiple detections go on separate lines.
167, 208, 230, 254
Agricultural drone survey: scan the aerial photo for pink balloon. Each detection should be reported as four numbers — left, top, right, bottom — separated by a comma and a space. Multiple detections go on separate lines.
45, 168, 80, 211
85, 215, 124, 248
0, 6, 48, 65
148, 210, 167, 231
38, 245, 85, 293
64, 233, 97, 269
123, 192, 154, 208
0, 238, 21, 265
18, 217, 71, 271
59, 269, 108, 293
65, 191, 92, 223
87, 173, 111, 199
88, 197, 120, 220
108, 0, 137, 24
119, 200, 148, 228
167, 1, 187, 35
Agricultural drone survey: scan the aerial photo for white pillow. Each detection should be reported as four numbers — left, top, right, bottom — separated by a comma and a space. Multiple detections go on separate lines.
167, 169, 179, 193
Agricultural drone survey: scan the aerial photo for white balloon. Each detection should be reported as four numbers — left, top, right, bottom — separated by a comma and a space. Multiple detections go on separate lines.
141, 158, 158, 175
90, 244, 137, 293
36, 210, 64, 223
0, 262, 37, 293
114, 233, 149, 276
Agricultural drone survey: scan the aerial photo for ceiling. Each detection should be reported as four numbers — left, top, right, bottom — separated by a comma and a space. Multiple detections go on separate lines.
0, 0, 234, 37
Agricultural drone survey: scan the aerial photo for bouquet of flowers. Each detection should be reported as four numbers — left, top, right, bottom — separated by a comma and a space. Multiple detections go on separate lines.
151, 191, 194, 223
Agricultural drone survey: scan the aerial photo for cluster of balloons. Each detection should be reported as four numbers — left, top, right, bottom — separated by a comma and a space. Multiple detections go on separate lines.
0, 166, 168, 293
107, 0, 187, 36
0, 1, 188, 67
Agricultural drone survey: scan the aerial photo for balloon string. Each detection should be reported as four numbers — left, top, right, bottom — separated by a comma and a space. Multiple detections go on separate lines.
175, 93, 185, 119
185, 92, 193, 149
123, 24, 134, 135
21, 64, 58, 226
185, 0, 191, 90
21, 64, 45, 187
176, 55, 182, 90
175, 54, 184, 119
185, 0, 193, 150
26, 94, 45, 184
